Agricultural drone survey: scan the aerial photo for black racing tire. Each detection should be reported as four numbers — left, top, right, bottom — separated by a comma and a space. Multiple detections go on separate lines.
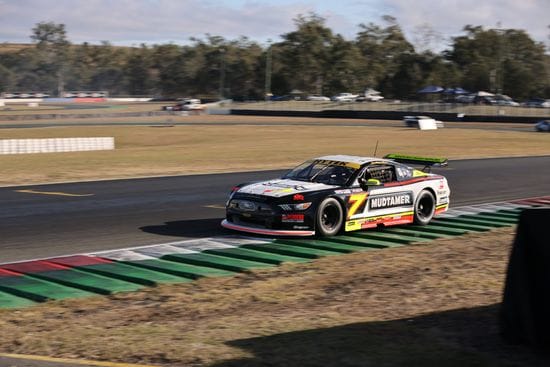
414, 190, 436, 225
316, 197, 343, 237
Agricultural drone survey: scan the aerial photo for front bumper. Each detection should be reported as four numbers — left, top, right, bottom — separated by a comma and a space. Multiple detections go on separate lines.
221, 219, 315, 236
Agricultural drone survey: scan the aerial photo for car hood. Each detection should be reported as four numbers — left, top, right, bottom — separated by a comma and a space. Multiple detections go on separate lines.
237, 179, 338, 198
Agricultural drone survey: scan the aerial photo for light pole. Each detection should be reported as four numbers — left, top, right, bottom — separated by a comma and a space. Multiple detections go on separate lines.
219, 47, 225, 100
264, 40, 272, 101
494, 23, 506, 95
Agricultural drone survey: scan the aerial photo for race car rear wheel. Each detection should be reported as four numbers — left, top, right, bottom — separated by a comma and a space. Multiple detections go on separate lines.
414, 190, 435, 225
316, 198, 343, 236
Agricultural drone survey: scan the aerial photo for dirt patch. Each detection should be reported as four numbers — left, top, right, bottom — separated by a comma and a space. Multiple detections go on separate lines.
0, 227, 547, 366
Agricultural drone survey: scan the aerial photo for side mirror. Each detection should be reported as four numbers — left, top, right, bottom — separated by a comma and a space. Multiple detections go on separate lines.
359, 178, 382, 191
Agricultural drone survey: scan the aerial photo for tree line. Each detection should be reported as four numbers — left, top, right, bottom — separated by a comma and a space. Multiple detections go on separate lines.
0, 15, 549, 100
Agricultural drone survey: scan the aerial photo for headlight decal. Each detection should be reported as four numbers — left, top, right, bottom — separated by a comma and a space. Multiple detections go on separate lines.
278, 202, 312, 211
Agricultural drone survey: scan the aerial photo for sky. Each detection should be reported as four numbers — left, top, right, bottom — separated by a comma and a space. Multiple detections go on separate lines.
0, 0, 548, 51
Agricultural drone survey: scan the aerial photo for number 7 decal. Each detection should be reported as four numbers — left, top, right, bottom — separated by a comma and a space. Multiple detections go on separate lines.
347, 193, 368, 219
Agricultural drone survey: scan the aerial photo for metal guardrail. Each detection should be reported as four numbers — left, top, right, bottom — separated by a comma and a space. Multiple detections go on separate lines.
231, 101, 550, 118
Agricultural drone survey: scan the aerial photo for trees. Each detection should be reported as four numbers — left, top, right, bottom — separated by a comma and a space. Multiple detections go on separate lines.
30, 22, 70, 95
278, 14, 338, 95
447, 26, 549, 99
0, 19, 548, 100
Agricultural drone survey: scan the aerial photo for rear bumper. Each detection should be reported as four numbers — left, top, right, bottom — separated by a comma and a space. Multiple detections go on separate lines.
221, 220, 315, 237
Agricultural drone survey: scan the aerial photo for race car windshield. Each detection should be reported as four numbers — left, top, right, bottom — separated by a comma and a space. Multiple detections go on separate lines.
283, 160, 357, 186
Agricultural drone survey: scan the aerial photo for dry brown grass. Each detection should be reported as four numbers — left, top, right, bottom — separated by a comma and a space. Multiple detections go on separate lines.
0, 227, 547, 366
0, 102, 167, 115
0, 43, 32, 54
0, 116, 549, 186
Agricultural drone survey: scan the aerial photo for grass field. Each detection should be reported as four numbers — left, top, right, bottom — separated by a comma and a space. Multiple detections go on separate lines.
0, 101, 168, 116
0, 115, 549, 186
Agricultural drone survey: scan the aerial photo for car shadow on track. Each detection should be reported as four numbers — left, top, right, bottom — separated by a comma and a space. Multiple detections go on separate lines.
140, 217, 232, 238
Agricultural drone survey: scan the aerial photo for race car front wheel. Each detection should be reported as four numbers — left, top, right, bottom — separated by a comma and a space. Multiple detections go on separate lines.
316, 198, 343, 236
414, 190, 435, 225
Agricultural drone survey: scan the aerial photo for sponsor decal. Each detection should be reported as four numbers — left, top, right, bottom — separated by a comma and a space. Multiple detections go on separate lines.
263, 187, 294, 194
314, 159, 361, 169
347, 193, 368, 219
368, 192, 413, 210
282, 213, 305, 223
293, 194, 305, 201
335, 189, 352, 194
345, 220, 360, 231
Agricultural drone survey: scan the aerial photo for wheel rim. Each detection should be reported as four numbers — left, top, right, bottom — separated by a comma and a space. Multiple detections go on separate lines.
417, 195, 434, 221
321, 204, 340, 231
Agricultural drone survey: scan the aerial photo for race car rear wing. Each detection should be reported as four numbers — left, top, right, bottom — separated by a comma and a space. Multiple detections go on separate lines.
384, 153, 448, 172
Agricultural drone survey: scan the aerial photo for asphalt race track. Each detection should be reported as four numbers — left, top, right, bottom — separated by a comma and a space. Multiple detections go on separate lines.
1, 156, 549, 263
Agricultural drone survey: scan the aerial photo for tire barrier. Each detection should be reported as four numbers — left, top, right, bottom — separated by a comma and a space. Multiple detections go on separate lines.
500, 207, 550, 352
0, 137, 114, 154
1, 197, 548, 309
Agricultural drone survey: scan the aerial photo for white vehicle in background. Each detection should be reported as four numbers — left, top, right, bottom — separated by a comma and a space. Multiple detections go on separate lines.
362, 94, 384, 102
357, 88, 384, 102
404, 116, 444, 129
331, 93, 358, 102
162, 98, 203, 111
306, 95, 330, 101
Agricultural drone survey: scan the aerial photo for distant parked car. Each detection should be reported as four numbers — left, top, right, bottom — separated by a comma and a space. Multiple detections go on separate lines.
331, 93, 358, 102
306, 95, 330, 101
491, 94, 520, 107
357, 88, 384, 102
162, 99, 202, 111
472, 95, 496, 105
492, 99, 520, 107
524, 98, 550, 108
356, 94, 384, 102
455, 94, 476, 103
91, 92, 108, 98
535, 120, 550, 132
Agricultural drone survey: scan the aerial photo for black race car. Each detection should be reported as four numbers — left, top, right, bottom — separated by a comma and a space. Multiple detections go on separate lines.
222, 154, 451, 237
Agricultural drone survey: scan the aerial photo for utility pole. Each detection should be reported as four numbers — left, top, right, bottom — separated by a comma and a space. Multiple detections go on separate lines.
219, 47, 225, 100
264, 40, 272, 101
495, 22, 505, 95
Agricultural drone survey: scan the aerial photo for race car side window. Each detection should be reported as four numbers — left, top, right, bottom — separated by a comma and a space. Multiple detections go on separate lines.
394, 164, 414, 181
365, 164, 397, 183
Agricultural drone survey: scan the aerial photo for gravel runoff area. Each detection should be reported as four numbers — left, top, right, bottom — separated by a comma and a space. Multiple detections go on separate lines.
0, 227, 549, 366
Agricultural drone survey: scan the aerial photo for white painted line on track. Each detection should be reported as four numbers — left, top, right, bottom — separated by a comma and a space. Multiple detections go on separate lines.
15, 189, 94, 197
204, 204, 226, 209
93, 250, 157, 261
134, 244, 198, 258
